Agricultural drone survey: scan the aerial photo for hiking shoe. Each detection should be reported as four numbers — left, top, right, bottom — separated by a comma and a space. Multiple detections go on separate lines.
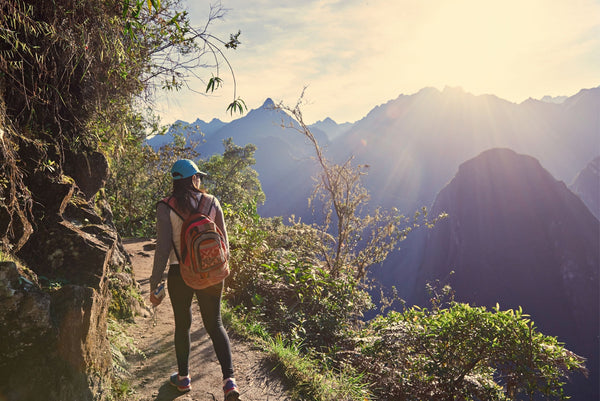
169, 373, 191, 392
223, 377, 239, 400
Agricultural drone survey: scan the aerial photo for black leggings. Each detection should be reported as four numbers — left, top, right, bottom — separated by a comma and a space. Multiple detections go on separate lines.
167, 265, 234, 379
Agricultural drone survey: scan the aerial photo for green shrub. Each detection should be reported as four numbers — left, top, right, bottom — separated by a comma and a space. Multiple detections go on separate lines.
224, 202, 372, 352
354, 302, 586, 400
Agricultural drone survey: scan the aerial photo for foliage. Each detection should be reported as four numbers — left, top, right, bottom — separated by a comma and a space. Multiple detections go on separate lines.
0, 0, 245, 252
1, 0, 134, 148
108, 278, 142, 321
223, 202, 586, 400
254, 257, 372, 349
223, 200, 372, 353
266, 334, 373, 401
354, 301, 586, 400
200, 138, 265, 208
0, 0, 241, 148
106, 134, 263, 237
107, 317, 145, 399
105, 125, 200, 237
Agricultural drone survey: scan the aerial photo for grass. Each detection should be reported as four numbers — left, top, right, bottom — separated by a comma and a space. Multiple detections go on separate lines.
107, 317, 146, 400
222, 303, 374, 401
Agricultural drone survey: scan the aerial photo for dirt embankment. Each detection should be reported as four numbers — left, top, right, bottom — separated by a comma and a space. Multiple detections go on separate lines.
122, 239, 292, 401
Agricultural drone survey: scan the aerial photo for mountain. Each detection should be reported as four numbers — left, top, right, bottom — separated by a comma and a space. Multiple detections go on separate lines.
201, 98, 329, 218
146, 118, 226, 150
193, 98, 327, 155
412, 148, 599, 400
540, 95, 568, 104
309, 117, 354, 140
151, 99, 328, 218
333, 86, 600, 213
332, 86, 599, 303
570, 156, 600, 220
149, 87, 599, 222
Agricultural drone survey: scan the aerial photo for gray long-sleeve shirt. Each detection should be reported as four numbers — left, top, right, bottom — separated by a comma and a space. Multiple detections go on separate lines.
149, 192, 229, 292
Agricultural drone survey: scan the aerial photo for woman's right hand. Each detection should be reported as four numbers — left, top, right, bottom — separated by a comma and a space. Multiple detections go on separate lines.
150, 283, 165, 306
149, 291, 162, 306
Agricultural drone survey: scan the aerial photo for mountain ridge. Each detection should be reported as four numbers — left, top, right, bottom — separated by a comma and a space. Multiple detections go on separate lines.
147, 85, 599, 222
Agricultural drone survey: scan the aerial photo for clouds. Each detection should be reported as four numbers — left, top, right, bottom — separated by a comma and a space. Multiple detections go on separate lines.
156, 0, 600, 125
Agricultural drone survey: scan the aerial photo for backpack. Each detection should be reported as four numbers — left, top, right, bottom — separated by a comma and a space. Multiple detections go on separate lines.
161, 195, 229, 289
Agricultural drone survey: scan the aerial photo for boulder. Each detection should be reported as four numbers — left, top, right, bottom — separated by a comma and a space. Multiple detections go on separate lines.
64, 150, 109, 201
0, 261, 53, 362
0, 260, 113, 400
5, 187, 129, 399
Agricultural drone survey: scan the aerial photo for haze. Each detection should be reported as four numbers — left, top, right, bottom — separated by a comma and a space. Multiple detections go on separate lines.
157, 0, 600, 124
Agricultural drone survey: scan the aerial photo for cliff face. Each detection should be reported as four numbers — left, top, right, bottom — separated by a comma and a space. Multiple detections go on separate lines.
0, 143, 132, 400
570, 156, 600, 220
0, 2, 146, 398
414, 148, 599, 400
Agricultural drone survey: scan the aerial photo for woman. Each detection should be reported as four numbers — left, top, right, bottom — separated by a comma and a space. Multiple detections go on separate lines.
149, 159, 239, 400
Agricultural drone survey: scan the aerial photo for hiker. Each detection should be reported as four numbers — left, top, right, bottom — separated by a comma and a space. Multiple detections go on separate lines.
149, 158, 239, 400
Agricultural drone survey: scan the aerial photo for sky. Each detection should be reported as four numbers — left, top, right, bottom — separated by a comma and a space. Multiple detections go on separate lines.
155, 0, 600, 125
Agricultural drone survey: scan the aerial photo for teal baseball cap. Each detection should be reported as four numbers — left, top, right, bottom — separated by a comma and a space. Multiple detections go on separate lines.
171, 159, 207, 180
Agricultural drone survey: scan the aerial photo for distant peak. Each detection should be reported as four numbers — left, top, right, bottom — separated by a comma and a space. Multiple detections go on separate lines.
262, 98, 275, 108
417, 87, 440, 95
314, 117, 336, 125
539, 95, 568, 104
443, 85, 465, 94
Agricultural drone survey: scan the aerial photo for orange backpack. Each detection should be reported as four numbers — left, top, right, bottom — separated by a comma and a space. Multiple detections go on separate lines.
162, 195, 229, 289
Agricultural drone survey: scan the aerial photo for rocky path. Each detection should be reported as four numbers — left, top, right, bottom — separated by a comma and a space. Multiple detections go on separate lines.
122, 239, 292, 401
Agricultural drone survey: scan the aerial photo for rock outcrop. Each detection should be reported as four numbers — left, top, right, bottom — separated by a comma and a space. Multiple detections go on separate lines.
0, 2, 145, 399
570, 156, 600, 220
0, 148, 132, 400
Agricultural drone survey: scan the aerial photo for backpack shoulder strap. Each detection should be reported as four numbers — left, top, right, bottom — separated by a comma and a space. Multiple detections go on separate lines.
159, 196, 185, 220
195, 193, 204, 214
192, 193, 216, 219
196, 194, 216, 219
207, 197, 216, 219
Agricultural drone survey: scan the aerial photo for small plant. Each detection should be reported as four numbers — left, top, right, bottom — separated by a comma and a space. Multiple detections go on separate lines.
111, 378, 135, 399
38, 275, 69, 291
107, 317, 145, 399
41, 159, 57, 173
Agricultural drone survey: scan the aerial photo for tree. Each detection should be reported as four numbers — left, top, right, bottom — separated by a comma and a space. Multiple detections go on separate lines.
200, 138, 265, 208
121, 0, 247, 116
105, 128, 200, 237
0, 0, 245, 251
278, 92, 446, 281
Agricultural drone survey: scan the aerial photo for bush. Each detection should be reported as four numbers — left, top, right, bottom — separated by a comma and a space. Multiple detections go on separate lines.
354, 302, 586, 401
224, 202, 373, 351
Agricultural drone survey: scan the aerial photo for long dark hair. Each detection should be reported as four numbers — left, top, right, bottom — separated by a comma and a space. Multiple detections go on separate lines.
171, 176, 206, 214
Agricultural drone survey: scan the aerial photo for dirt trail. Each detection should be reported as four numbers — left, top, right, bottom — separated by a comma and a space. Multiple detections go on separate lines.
122, 239, 292, 401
